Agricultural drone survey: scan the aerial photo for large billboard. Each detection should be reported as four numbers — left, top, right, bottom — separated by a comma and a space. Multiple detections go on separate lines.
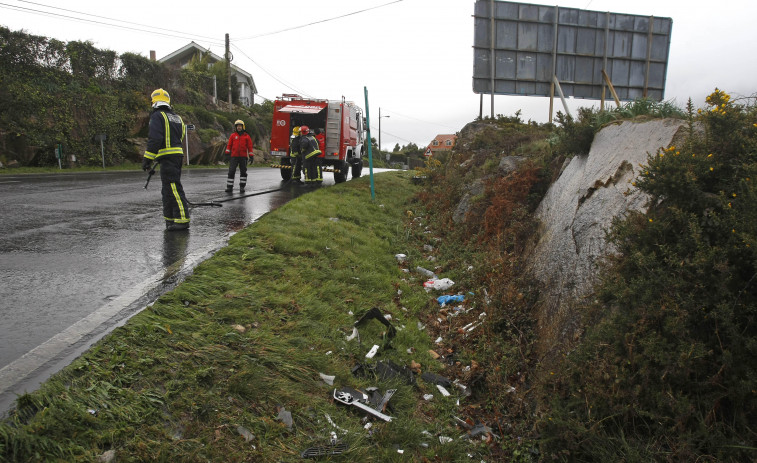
473, 0, 673, 101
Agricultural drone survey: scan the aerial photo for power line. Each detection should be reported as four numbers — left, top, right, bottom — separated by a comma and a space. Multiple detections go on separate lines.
0, 1, 224, 45
230, 43, 312, 98
381, 108, 459, 131
236, 0, 403, 40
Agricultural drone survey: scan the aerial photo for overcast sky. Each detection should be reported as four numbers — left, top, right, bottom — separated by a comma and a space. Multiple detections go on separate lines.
2, 0, 757, 150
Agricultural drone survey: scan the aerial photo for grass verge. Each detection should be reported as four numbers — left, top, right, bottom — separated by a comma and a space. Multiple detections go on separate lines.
0, 171, 490, 462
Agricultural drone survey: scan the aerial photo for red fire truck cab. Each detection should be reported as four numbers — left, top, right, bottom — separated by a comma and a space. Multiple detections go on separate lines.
269, 94, 366, 183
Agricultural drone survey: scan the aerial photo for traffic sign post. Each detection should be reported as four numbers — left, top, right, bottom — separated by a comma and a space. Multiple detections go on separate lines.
185, 124, 195, 165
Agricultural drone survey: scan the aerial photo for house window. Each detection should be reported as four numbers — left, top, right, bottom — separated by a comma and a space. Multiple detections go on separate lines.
445, 140, 452, 146
432, 140, 439, 146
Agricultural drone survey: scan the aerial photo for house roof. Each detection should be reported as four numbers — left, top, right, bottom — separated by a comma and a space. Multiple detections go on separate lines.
159, 41, 257, 93
427, 134, 457, 150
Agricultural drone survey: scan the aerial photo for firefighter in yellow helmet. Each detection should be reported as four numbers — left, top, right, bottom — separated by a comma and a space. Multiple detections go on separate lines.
224, 119, 253, 193
142, 88, 190, 231
289, 126, 304, 184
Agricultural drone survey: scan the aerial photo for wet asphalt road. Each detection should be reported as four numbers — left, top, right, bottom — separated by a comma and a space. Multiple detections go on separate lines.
0, 167, 334, 412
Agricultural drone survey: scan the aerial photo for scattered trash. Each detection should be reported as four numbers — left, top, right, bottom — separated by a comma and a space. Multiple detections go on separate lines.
423, 244, 434, 252
428, 350, 441, 360
426, 256, 436, 262
236, 425, 255, 443
467, 423, 500, 441
406, 348, 414, 354
97, 449, 116, 463
329, 217, 340, 222
436, 385, 451, 397
439, 436, 453, 444
301, 439, 348, 459
435, 336, 443, 344
325, 351, 333, 356
453, 379, 471, 397
364, 422, 373, 431
319, 373, 336, 386
324, 413, 349, 435
353, 360, 416, 385
423, 394, 434, 401
365, 344, 380, 359
87, 409, 98, 417
421, 372, 452, 388
395, 254, 407, 262
415, 266, 437, 278
424, 278, 455, 291
417, 321, 426, 331
354, 307, 397, 347
505, 385, 516, 394
232, 324, 246, 334
345, 327, 358, 341
409, 360, 422, 374
437, 294, 464, 305
276, 406, 293, 430
333, 388, 393, 422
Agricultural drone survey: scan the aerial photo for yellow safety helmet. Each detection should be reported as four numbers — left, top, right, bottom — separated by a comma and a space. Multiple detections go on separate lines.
234, 119, 245, 130
150, 88, 170, 108
292, 126, 301, 136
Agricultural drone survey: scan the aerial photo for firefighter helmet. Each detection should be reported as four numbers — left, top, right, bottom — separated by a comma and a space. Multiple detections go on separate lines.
300, 125, 310, 135
234, 119, 245, 130
292, 126, 301, 136
150, 88, 171, 108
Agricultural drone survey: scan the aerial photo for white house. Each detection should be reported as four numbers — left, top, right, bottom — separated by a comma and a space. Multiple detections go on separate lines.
158, 42, 257, 107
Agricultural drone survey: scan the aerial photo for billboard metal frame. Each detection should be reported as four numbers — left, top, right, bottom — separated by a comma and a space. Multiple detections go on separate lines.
473, 0, 673, 118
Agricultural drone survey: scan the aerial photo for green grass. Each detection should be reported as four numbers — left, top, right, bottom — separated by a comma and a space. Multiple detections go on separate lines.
0, 171, 486, 462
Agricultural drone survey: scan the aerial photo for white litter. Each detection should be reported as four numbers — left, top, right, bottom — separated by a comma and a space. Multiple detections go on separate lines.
345, 327, 359, 341
319, 373, 335, 386
435, 336, 443, 344
423, 394, 434, 401
395, 253, 407, 262
365, 344, 380, 359
439, 436, 453, 444
423, 278, 455, 291
437, 385, 451, 397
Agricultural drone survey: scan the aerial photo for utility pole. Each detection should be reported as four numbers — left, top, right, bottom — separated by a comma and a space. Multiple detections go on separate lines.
225, 33, 232, 111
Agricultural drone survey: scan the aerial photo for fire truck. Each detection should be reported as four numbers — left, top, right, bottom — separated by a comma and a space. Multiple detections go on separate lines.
269, 94, 366, 183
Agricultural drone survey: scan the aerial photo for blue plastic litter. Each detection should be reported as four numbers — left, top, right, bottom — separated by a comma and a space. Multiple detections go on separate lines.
437, 294, 465, 305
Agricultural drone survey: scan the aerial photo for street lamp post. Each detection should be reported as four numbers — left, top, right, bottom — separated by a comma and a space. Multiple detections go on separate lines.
379, 107, 390, 162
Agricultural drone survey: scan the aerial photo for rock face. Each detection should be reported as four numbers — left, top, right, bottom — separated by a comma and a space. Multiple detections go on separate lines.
528, 118, 687, 344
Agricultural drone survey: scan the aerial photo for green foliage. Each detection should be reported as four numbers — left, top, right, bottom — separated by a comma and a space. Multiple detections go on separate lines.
197, 128, 220, 144
542, 89, 757, 461
552, 98, 687, 156
0, 173, 490, 462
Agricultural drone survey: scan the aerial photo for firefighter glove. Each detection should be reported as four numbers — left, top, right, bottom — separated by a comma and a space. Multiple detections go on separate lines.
142, 159, 152, 171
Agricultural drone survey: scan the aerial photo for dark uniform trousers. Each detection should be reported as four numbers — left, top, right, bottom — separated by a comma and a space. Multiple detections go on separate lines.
159, 155, 190, 226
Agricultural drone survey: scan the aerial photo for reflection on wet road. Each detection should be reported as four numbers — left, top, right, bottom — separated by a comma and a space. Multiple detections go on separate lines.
0, 167, 329, 412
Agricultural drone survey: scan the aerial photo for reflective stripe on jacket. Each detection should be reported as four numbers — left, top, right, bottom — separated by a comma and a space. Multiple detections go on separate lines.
225, 131, 253, 157
300, 134, 321, 159
144, 108, 185, 161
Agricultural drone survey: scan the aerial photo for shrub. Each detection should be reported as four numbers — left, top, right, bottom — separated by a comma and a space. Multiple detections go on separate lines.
541, 89, 757, 461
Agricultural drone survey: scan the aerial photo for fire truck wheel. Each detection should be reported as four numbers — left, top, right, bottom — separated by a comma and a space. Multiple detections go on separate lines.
350, 159, 363, 178
334, 160, 349, 183
280, 159, 292, 181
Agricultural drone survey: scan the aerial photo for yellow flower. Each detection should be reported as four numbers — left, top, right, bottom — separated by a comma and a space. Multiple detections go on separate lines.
710, 167, 714, 171
732, 229, 736, 233
733, 193, 737, 197
728, 202, 732, 208
649, 218, 654, 223
707, 153, 713, 158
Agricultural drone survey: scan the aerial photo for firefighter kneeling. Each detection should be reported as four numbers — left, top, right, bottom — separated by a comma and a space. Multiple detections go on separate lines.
298, 125, 322, 186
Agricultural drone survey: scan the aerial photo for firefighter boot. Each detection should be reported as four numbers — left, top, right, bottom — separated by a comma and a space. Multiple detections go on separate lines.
239, 174, 247, 193
225, 177, 233, 193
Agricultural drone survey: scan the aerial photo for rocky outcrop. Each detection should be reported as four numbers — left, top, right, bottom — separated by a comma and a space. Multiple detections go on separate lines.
528, 118, 687, 345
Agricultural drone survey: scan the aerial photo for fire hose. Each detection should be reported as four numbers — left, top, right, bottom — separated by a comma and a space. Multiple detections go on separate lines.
144, 165, 293, 208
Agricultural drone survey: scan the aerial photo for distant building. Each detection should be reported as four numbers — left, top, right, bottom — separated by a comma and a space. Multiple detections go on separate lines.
158, 42, 257, 107
425, 134, 457, 156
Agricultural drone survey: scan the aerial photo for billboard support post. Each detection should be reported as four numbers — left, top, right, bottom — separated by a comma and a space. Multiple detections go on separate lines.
602, 70, 621, 108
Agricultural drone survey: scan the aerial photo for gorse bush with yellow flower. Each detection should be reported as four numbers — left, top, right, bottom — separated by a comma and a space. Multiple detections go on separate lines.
542, 89, 757, 461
